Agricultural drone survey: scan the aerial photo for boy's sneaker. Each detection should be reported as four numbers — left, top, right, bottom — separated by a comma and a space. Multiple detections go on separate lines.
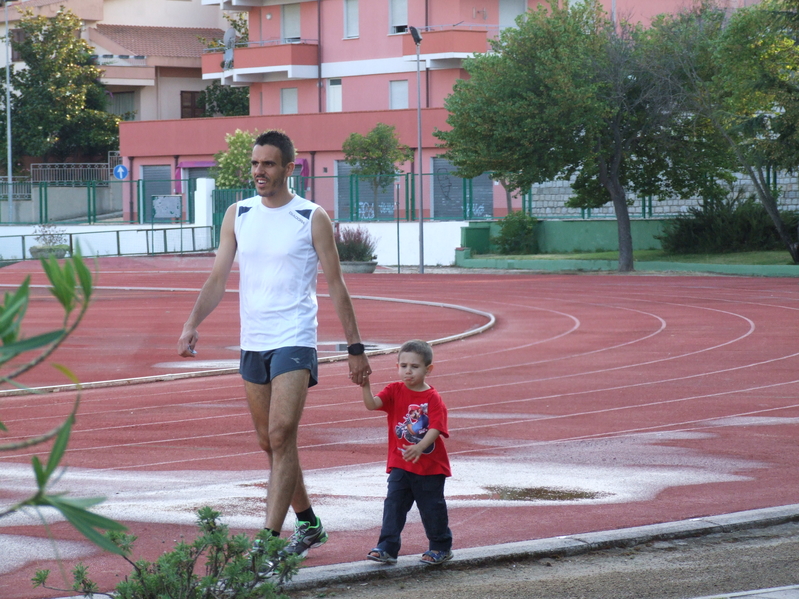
284, 518, 328, 557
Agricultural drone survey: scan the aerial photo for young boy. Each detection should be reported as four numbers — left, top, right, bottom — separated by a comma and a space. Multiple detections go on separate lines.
361, 339, 453, 565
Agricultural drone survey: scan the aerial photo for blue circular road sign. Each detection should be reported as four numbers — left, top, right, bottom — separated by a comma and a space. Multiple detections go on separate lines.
113, 165, 129, 180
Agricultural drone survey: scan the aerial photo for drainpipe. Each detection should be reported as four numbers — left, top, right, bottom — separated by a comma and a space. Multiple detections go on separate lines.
317, 0, 322, 113
424, 0, 429, 108
309, 150, 316, 202
128, 157, 135, 222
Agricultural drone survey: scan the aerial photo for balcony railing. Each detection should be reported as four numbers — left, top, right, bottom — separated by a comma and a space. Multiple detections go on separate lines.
401, 25, 495, 58
203, 39, 319, 79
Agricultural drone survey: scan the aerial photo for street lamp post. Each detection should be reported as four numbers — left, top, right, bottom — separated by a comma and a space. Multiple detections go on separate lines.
3, 0, 12, 223
409, 26, 424, 274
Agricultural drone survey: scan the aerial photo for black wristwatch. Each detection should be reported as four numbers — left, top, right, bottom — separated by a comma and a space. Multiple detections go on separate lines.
347, 342, 365, 356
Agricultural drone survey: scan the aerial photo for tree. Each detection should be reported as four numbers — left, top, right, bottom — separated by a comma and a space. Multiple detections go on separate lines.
198, 12, 250, 117
435, 0, 732, 271
0, 7, 122, 161
342, 122, 412, 220
212, 129, 258, 189
648, 1, 799, 263
198, 80, 250, 117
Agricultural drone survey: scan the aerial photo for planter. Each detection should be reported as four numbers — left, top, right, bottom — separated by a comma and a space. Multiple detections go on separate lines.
30, 245, 69, 259
340, 261, 378, 274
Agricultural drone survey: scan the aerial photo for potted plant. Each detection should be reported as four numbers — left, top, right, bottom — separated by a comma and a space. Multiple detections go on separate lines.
29, 224, 70, 259
335, 225, 378, 273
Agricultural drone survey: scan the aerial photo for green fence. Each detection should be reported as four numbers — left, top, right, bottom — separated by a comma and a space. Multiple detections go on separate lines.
210, 171, 499, 237
0, 178, 198, 225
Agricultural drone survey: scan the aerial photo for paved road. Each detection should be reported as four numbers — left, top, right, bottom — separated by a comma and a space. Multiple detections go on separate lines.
287, 509, 799, 599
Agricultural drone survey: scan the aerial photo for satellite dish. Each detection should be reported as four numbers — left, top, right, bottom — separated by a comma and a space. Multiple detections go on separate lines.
223, 27, 237, 49
223, 27, 237, 70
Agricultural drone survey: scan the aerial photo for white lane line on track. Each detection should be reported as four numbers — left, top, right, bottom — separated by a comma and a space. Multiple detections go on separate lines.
5, 375, 799, 464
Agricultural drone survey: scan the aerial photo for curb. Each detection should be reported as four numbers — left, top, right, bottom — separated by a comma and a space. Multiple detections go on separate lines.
52, 504, 799, 599
282, 503, 799, 591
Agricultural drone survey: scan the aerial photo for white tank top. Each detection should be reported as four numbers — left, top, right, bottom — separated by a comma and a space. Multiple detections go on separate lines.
233, 194, 320, 351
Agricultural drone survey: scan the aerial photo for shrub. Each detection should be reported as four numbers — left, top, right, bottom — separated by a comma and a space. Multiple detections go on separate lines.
33, 507, 300, 598
336, 225, 378, 261
493, 211, 538, 255
212, 129, 259, 189
658, 188, 799, 254
33, 223, 68, 247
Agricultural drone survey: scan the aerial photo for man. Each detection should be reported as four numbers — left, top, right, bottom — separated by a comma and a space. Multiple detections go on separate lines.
177, 129, 371, 562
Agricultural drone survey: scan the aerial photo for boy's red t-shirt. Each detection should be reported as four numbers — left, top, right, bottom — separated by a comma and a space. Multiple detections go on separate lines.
376, 381, 451, 477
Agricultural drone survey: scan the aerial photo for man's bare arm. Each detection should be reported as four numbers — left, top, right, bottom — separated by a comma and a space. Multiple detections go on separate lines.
177, 203, 238, 357
312, 209, 371, 384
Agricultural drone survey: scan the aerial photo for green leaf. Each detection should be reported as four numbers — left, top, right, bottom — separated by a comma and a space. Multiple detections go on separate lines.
31, 455, 46, 488
71, 245, 93, 299
51, 363, 80, 385
31, 569, 50, 588
0, 329, 65, 359
0, 278, 30, 343
41, 257, 76, 312
44, 415, 73, 479
44, 496, 127, 555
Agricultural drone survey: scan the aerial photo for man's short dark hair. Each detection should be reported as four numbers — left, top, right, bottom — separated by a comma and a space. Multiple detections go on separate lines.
254, 130, 295, 166
399, 339, 433, 366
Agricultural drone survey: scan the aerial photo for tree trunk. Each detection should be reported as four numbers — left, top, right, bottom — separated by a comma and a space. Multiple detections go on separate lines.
712, 116, 799, 263
750, 167, 799, 264
598, 150, 634, 272
610, 185, 635, 272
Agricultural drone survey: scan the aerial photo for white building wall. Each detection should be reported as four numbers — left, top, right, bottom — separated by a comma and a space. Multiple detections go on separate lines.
102, 0, 227, 29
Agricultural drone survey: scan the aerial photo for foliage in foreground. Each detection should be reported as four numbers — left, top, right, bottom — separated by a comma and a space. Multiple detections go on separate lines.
33, 507, 301, 599
0, 247, 127, 554
335, 225, 378, 261
493, 211, 538, 255
658, 188, 799, 254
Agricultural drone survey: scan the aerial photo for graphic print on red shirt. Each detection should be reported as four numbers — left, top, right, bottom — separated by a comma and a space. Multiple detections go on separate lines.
377, 381, 451, 477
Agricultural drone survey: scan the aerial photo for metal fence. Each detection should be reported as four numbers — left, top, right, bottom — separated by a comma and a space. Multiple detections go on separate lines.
0, 225, 213, 261
0, 178, 197, 225
211, 171, 501, 233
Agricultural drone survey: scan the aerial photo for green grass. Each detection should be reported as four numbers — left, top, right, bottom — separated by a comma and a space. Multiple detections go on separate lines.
480, 250, 796, 265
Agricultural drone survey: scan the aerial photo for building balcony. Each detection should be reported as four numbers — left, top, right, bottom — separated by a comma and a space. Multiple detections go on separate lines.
98, 65, 156, 87
201, 0, 308, 10
203, 39, 318, 85
402, 26, 493, 69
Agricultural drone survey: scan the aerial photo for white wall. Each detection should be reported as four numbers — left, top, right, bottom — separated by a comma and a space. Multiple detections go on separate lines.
337, 220, 464, 267
102, 0, 227, 29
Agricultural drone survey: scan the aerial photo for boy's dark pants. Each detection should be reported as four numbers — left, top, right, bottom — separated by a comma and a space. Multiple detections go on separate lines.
376, 467, 452, 558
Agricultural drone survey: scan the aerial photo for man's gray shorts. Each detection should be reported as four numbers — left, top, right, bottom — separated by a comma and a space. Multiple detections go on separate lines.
239, 347, 318, 388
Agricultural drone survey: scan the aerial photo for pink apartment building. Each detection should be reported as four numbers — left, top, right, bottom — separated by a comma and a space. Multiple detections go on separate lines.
119, 0, 749, 223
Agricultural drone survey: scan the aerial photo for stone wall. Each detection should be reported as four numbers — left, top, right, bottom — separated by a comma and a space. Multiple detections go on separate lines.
527, 172, 799, 219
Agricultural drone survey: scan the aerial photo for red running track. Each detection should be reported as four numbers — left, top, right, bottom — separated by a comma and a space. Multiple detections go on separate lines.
1, 257, 799, 598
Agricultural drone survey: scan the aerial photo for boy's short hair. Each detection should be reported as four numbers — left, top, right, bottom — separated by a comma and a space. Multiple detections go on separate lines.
399, 339, 433, 366
254, 129, 295, 166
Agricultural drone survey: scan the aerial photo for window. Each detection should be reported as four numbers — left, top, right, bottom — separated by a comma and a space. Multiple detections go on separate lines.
389, 0, 408, 34
389, 80, 408, 110
109, 91, 136, 120
281, 87, 298, 114
282, 3, 301, 42
10, 29, 25, 62
328, 79, 342, 112
344, 0, 359, 38
180, 91, 204, 119
499, 0, 527, 29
